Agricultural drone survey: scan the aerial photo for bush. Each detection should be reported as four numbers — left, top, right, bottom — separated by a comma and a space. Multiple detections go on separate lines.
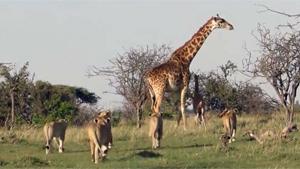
31, 114, 45, 126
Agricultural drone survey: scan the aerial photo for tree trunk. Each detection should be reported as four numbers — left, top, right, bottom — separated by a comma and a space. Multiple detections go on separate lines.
286, 108, 294, 126
4, 111, 10, 129
10, 91, 15, 128
136, 95, 147, 129
136, 106, 142, 128
290, 101, 295, 125
288, 111, 294, 126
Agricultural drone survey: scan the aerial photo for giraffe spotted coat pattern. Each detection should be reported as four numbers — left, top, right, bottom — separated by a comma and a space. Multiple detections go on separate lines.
145, 15, 234, 130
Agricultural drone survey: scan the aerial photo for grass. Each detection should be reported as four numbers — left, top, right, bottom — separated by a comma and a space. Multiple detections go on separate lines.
0, 112, 300, 168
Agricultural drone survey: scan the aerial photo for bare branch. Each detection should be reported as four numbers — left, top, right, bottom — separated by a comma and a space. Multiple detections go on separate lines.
256, 4, 300, 29
244, 18, 300, 125
88, 44, 171, 127
256, 4, 300, 18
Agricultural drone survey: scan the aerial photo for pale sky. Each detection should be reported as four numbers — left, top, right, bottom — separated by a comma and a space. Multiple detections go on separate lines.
1, 0, 299, 108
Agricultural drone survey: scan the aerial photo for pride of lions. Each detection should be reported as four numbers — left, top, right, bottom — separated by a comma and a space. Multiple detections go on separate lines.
43, 108, 297, 165
42, 108, 237, 165
43, 110, 113, 164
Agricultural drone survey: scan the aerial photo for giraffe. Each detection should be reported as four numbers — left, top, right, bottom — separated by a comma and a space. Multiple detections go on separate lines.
193, 74, 206, 128
145, 15, 233, 130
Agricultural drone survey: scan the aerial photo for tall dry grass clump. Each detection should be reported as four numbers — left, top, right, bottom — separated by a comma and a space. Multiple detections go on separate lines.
0, 125, 88, 145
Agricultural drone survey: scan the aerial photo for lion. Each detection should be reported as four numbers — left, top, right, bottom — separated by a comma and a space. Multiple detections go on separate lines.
87, 112, 111, 164
218, 108, 237, 143
97, 111, 113, 149
148, 112, 163, 149
281, 124, 298, 138
43, 119, 68, 154
243, 130, 275, 144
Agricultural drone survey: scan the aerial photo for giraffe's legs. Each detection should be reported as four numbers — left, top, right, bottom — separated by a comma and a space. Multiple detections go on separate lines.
194, 103, 201, 126
148, 88, 155, 113
200, 107, 206, 130
175, 97, 182, 127
180, 86, 188, 130
153, 90, 164, 114
149, 83, 165, 114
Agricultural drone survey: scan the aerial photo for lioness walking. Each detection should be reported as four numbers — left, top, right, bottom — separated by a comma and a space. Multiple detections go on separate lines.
43, 119, 68, 154
218, 108, 237, 143
97, 111, 113, 149
87, 111, 112, 164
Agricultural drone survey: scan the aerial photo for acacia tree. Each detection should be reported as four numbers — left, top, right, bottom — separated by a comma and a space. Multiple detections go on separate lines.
219, 60, 237, 80
90, 45, 170, 128
0, 62, 32, 129
244, 23, 300, 126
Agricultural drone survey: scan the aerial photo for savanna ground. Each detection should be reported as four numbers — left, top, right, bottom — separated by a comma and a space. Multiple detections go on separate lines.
0, 112, 300, 169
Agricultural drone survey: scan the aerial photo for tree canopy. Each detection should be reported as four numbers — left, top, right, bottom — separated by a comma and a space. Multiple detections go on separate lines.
0, 63, 99, 127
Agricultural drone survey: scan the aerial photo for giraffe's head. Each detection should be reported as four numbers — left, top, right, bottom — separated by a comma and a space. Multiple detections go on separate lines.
211, 14, 234, 30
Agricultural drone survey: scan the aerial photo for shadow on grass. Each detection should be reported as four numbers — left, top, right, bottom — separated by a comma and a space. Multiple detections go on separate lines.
162, 143, 213, 150
136, 150, 162, 158
117, 150, 162, 161
115, 143, 213, 153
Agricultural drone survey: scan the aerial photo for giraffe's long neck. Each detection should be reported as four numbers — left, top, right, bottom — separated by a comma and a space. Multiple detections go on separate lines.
169, 18, 215, 66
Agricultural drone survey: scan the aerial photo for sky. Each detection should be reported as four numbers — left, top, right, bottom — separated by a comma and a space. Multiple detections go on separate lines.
1, 0, 300, 109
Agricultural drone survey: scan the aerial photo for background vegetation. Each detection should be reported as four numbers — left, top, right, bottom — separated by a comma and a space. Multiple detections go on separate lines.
0, 62, 99, 128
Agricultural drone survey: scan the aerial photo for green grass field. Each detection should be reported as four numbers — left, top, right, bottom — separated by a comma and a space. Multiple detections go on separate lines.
1, 112, 300, 168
